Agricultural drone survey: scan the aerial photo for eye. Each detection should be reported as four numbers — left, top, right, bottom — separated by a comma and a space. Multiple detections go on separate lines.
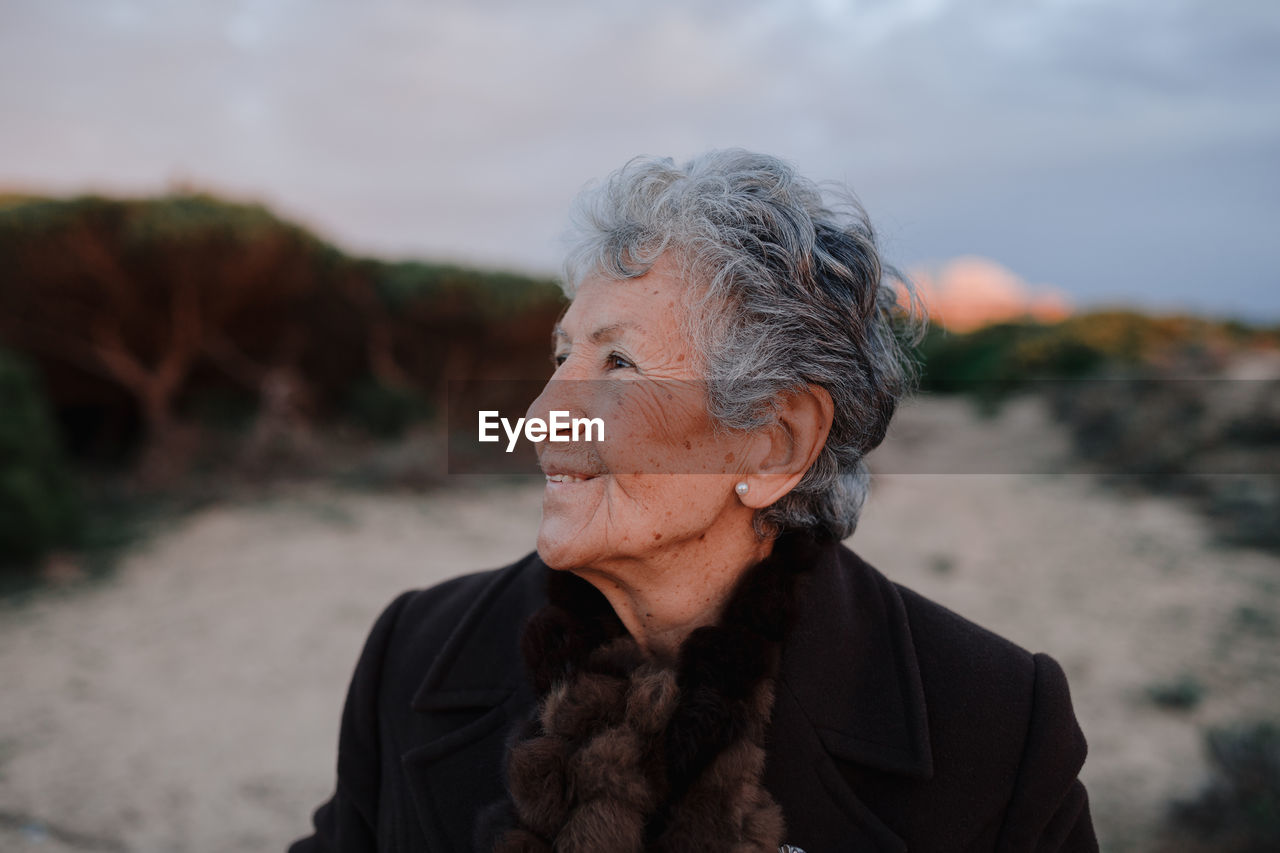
606, 351, 635, 371
552, 351, 569, 368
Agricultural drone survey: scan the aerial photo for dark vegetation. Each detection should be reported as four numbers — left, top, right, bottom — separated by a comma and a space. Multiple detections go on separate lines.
918, 314, 1280, 552
1167, 721, 1280, 853
917, 311, 1276, 395
1145, 675, 1205, 712
0, 350, 81, 570
0, 192, 564, 576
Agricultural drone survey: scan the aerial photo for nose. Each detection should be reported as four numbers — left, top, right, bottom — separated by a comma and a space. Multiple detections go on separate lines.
525, 364, 592, 427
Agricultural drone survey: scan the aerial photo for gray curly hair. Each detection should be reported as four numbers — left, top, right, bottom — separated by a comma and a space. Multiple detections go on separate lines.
561, 149, 924, 540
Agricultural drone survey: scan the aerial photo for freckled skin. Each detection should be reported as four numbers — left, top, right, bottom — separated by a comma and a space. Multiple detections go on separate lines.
525, 254, 770, 655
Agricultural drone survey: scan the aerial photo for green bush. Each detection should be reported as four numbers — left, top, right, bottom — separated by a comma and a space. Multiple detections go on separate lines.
0, 350, 81, 569
915, 310, 1280, 395
1171, 721, 1280, 852
1146, 674, 1205, 711
916, 320, 1112, 397
343, 380, 433, 440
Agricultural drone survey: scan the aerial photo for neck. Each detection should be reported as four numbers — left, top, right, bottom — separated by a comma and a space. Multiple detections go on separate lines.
570, 524, 774, 659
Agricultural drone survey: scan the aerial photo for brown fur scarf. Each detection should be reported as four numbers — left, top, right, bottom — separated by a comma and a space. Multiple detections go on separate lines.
476, 531, 823, 852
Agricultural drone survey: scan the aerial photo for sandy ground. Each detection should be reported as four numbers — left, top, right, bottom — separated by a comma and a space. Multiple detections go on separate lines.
1, 395, 1277, 852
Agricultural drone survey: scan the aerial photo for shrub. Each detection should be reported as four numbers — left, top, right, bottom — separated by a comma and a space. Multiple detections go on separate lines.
1170, 721, 1280, 852
343, 380, 433, 440
1146, 674, 1205, 711
0, 350, 81, 569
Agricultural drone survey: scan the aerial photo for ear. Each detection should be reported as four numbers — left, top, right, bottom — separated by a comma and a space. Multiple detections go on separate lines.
738, 385, 835, 509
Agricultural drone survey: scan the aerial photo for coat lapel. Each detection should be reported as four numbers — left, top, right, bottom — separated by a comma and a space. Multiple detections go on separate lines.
397, 540, 934, 853
765, 539, 933, 852
400, 557, 545, 851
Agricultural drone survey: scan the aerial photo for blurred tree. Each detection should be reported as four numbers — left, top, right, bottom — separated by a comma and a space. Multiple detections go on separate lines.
356, 261, 564, 425
0, 194, 345, 477
0, 193, 568, 482
370, 261, 564, 389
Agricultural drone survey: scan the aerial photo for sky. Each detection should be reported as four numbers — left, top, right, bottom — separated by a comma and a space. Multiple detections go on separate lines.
2, 0, 1278, 320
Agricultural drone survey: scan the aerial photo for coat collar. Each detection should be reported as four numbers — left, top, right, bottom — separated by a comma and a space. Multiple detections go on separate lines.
404, 538, 932, 851
760, 538, 932, 852
409, 553, 544, 713
779, 538, 933, 779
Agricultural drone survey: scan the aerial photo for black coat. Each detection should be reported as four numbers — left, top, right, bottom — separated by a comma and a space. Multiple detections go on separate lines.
290, 539, 1098, 852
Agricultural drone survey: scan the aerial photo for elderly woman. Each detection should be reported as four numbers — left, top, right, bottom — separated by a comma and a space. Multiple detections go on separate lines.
292, 151, 1097, 852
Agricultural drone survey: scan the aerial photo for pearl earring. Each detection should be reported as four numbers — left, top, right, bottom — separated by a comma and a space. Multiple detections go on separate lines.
735, 482, 749, 496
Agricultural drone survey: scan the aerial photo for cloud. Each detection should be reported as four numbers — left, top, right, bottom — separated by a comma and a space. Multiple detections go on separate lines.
910, 256, 1071, 331
0, 0, 1276, 315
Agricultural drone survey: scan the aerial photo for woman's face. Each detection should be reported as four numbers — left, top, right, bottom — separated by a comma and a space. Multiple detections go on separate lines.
527, 255, 756, 573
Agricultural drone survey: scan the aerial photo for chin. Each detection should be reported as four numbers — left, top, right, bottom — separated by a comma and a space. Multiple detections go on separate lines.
535, 523, 589, 571
536, 487, 607, 570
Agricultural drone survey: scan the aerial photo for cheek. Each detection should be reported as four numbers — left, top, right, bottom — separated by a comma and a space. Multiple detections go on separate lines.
610, 474, 729, 541
598, 383, 729, 475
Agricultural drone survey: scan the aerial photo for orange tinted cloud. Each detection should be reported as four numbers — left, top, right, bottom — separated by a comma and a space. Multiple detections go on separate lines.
909, 256, 1071, 331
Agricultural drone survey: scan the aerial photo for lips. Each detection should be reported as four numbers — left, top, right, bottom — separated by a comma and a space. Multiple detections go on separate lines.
545, 473, 593, 483
539, 456, 604, 482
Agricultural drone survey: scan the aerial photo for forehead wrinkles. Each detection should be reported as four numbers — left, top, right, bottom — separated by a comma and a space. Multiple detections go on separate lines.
553, 321, 642, 344
557, 262, 713, 376
553, 280, 655, 347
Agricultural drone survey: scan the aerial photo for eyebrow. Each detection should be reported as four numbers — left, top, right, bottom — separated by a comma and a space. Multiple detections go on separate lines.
552, 322, 638, 345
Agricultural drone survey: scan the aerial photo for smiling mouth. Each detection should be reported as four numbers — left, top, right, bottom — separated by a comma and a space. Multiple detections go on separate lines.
545, 473, 595, 484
